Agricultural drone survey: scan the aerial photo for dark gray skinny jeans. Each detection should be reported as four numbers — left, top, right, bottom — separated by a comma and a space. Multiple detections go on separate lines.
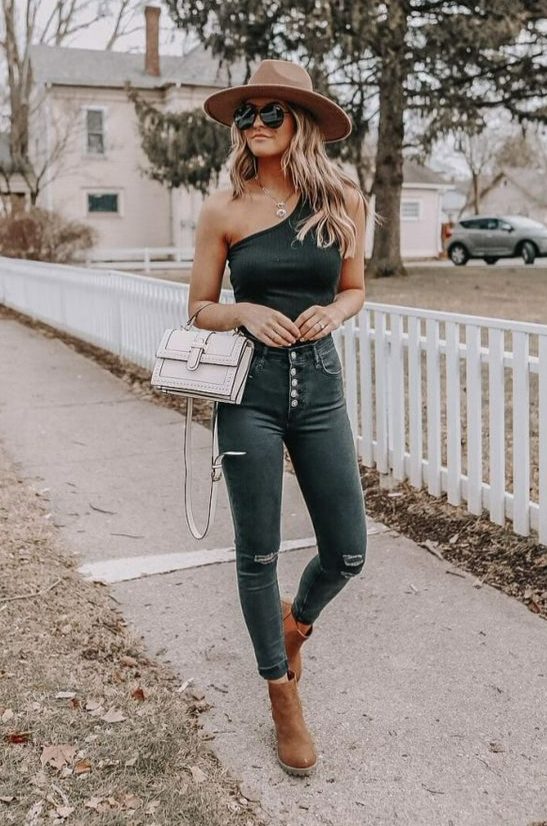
217, 332, 368, 680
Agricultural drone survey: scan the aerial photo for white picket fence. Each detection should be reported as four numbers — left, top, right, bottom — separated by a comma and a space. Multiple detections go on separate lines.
84, 246, 194, 272
0, 255, 545, 546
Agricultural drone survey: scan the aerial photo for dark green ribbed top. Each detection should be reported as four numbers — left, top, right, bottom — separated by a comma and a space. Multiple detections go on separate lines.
227, 195, 342, 330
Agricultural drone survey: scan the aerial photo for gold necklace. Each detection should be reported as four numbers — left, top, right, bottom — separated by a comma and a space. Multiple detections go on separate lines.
255, 176, 295, 218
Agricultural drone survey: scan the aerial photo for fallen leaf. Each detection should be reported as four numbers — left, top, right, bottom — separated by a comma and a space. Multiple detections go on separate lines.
41, 744, 77, 770
121, 793, 142, 810
25, 800, 43, 824
84, 797, 103, 811
131, 687, 146, 701
30, 770, 48, 788
74, 759, 92, 775
0, 795, 15, 803
120, 655, 139, 668
55, 804, 75, 818
189, 765, 207, 783
189, 687, 205, 701
55, 691, 76, 700
5, 730, 32, 744
100, 708, 126, 723
1, 708, 14, 722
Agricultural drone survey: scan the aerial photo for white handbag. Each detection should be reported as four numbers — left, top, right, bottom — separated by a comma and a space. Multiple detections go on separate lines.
150, 302, 255, 539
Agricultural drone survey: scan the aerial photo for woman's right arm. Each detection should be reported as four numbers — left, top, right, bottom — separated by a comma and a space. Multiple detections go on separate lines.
187, 192, 246, 332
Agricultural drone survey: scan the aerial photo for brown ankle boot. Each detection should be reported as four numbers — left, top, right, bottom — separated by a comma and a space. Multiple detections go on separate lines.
267, 669, 317, 776
281, 597, 313, 683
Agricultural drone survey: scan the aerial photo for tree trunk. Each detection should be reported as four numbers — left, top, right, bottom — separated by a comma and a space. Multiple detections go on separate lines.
368, 0, 408, 278
472, 172, 480, 213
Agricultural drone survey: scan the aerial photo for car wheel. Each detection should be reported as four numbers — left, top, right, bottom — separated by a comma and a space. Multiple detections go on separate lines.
521, 241, 536, 265
484, 257, 499, 265
449, 243, 469, 266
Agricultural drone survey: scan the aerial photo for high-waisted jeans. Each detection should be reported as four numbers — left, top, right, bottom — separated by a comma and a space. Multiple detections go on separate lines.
217, 332, 368, 680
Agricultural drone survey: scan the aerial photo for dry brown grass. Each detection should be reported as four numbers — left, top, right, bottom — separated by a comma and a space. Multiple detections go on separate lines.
365, 263, 547, 326
0, 445, 267, 825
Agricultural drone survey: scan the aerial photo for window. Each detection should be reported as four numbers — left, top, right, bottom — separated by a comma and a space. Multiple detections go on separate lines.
401, 200, 421, 220
86, 108, 105, 154
460, 218, 493, 230
87, 193, 119, 213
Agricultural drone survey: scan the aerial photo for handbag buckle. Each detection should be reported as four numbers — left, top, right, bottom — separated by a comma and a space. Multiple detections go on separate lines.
187, 331, 212, 370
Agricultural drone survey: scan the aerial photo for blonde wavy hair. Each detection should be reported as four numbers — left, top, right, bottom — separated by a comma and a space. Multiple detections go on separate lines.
228, 102, 368, 259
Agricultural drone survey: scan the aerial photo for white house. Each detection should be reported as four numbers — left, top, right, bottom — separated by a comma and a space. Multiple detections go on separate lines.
27, 6, 452, 260
28, 6, 243, 252
397, 160, 453, 258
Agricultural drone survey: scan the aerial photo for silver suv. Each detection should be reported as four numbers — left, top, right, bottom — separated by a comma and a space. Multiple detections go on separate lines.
445, 215, 547, 266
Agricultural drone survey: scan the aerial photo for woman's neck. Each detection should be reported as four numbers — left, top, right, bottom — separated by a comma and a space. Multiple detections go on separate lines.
255, 157, 294, 197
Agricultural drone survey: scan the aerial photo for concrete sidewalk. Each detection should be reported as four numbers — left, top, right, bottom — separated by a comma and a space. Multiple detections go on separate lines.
0, 316, 545, 826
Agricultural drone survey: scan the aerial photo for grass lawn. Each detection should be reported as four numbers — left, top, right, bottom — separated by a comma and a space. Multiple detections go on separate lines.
364, 264, 547, 326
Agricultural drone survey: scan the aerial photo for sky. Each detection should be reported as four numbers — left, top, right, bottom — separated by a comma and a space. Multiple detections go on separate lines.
36, 1, 193, 55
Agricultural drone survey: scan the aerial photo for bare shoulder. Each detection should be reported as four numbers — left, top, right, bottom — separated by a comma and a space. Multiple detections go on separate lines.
199, 188, 235, 221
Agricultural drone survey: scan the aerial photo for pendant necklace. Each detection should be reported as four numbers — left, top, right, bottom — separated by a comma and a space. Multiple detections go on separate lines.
255, 176, 295, 218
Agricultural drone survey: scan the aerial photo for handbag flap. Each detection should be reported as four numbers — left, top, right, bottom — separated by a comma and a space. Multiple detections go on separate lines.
155, 328, 248, 366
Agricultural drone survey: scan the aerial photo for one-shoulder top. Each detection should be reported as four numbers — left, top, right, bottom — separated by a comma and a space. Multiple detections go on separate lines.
227, 195, 343, 329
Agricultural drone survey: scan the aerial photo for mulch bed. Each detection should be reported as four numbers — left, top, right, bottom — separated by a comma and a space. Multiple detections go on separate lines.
1, 302, 545, 623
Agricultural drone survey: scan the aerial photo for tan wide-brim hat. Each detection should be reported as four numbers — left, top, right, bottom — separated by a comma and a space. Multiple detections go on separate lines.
203, 59, 352, 143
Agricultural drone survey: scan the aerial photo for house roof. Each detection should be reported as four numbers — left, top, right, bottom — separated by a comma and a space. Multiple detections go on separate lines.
502, 167, 547, 207
29, 42, 247, 91
403, 159, 449, 186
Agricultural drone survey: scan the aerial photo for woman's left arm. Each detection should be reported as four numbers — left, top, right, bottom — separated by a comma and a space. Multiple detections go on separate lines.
296, 187, 366, 341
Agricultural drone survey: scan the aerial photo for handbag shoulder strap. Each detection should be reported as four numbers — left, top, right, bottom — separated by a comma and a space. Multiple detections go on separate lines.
183, 398, 245, 540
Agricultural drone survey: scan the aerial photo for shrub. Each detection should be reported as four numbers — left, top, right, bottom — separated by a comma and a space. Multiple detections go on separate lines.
0, 207, 96, 263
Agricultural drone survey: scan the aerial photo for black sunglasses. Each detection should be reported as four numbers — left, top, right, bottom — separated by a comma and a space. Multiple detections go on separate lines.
233, 101, 290, 131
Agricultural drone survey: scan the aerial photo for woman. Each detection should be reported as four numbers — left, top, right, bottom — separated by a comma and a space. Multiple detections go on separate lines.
188, 59, 368, 776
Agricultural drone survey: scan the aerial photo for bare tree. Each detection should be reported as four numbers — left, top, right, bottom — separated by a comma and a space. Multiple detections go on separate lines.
454, 127, 506, 214
0, 0, 143, 204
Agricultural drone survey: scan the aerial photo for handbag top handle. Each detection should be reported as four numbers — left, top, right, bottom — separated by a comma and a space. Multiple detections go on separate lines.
183, 301, 217, 330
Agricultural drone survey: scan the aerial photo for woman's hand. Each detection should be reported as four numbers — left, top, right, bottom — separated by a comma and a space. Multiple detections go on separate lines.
294, 304, 345, 342
239, 303, 301, 347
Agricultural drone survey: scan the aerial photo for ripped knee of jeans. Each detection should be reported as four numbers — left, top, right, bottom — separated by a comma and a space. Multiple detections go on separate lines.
340, 552, 366, 578
253, 550, 278, 564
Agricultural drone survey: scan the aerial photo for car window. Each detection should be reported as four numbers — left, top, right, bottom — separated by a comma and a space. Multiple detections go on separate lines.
499, 220, 513, 231
460, 218, 498, 230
